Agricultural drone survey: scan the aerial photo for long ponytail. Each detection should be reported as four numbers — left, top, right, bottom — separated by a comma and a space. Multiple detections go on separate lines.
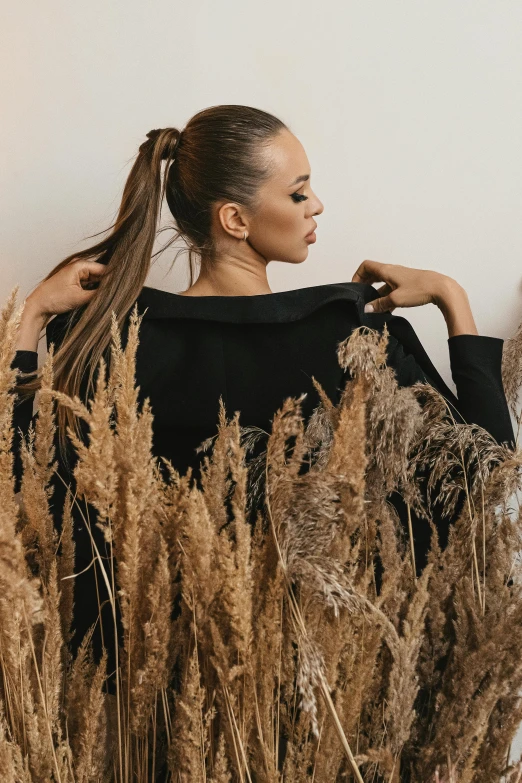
13, 127, 182, 467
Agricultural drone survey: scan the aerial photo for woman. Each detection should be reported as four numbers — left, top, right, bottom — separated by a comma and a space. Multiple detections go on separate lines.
11, 104, 514, 675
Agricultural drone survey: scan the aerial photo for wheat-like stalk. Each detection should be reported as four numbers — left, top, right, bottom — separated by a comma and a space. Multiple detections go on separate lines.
2, 289, 522, 782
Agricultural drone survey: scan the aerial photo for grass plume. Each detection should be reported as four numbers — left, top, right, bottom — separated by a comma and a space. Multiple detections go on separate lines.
2, 287, 522, 781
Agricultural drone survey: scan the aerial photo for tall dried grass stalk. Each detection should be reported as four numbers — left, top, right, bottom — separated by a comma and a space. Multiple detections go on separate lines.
2, 288, 522, 781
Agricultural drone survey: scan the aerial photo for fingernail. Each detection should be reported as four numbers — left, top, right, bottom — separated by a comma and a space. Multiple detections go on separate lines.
364, 303, 374, 313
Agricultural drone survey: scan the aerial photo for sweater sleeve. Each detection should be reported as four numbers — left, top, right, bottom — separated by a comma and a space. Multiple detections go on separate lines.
446, 334, 514, 447
384, 327, 515, 448
10, 350, 39, 494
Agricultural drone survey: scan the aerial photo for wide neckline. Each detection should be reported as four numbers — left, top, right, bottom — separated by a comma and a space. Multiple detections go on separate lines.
172, 291, 274, 299
135, 280, 375, 324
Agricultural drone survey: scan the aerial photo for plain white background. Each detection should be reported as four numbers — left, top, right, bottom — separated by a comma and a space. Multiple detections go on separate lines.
1, 0, 522, 759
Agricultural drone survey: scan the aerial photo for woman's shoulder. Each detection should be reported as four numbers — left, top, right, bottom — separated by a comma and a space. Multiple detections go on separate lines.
135, 280, 376, 325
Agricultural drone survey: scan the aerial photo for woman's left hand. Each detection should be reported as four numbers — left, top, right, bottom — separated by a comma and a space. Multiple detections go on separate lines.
351, 259, 478, 337
351, 259, 458, 314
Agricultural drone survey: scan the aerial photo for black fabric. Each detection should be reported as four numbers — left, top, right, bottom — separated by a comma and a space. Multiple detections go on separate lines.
9, 280, 515, 678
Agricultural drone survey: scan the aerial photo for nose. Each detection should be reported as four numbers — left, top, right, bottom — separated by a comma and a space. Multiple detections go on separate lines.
314, 197, 324, 216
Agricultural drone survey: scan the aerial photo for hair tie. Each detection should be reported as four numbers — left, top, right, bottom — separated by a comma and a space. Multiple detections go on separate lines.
162, 131, 182, 161
140, 128, 183, 160
169, 130, 183, 160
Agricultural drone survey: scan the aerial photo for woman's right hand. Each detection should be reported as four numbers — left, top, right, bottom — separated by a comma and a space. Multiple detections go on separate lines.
25, 259, 108, 319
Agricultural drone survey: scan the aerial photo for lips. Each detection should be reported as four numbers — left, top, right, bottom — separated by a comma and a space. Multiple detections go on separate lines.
305, 225, 317, 238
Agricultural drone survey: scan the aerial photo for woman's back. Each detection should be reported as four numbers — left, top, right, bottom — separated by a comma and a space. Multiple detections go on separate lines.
16, 277, 514, 495
126, 280, 370, 478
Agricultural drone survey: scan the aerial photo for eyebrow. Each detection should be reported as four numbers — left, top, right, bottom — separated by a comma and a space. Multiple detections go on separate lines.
288, 174, 310, 187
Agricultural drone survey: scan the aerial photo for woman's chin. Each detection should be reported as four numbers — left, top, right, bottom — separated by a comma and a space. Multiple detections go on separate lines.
275, 247, 311, 264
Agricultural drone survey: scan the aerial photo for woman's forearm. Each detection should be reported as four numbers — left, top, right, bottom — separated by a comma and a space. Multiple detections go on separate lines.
434, 280, 479, 338
15, 298, 48, 352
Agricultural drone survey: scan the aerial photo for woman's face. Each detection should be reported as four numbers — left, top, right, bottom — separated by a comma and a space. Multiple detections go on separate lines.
215, 129, 325, 266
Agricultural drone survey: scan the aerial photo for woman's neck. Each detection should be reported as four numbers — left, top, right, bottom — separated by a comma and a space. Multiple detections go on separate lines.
179, 267, 272, 297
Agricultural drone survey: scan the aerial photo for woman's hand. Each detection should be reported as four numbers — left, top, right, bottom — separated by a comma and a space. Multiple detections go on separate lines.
351, 259, 457, 313
351, 259, 478, 337
25, 260, 108, 320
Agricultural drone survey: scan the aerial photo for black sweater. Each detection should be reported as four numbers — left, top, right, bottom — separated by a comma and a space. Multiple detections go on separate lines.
11, 280, 515, 478
9, 280, 515, 660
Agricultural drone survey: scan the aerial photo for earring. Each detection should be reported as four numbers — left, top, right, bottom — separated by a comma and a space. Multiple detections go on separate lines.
243, 231, 247, 240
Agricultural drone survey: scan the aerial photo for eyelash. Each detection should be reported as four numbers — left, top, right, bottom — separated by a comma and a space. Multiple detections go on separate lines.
291, 191, 308, 203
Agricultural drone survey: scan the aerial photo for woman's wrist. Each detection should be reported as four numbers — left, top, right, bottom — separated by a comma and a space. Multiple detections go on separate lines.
433, 278, 479, 338
15, 299, 48, 352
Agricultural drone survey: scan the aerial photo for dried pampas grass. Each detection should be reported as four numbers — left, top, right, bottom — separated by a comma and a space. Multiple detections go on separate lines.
2, 288, 522, 782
